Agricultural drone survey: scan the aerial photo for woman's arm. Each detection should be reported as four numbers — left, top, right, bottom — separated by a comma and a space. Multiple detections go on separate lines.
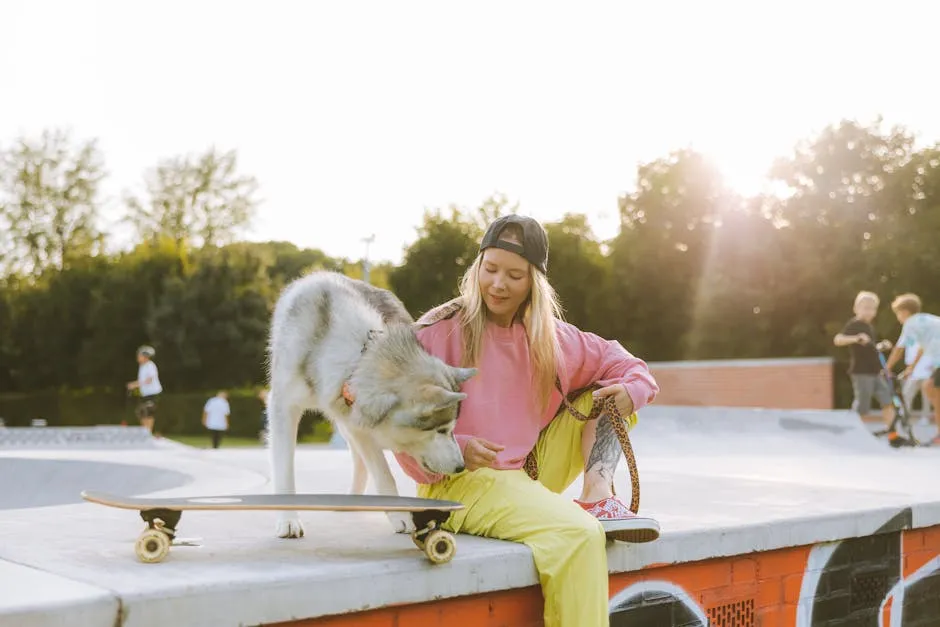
557, 321, 659, 413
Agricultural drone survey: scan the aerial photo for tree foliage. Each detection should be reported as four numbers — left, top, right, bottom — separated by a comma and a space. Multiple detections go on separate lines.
2, 119, 940, 419
124, 147, 259, 248
0, 129, 105, 276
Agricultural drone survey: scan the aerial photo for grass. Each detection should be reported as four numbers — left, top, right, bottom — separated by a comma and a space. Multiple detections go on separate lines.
168, 421, 333, 449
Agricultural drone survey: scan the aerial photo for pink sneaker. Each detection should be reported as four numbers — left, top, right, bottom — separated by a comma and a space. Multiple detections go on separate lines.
575, 496, 661, 543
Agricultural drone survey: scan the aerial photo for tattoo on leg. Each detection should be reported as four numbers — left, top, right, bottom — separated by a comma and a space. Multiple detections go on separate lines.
586, 414, 621, 482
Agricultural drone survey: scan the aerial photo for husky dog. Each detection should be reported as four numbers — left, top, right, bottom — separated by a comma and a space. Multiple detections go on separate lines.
266, 271, 475, 538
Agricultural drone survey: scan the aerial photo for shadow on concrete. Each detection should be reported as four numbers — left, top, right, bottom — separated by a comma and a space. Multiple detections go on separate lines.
0, 458, 192, 510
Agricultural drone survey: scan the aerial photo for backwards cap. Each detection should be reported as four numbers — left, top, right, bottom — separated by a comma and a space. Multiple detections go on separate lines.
479, 215, 549, 274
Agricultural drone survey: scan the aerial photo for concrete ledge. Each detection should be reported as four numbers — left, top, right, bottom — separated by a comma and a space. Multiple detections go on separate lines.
0, 406, 937, 626
0, 560, 117, 627
5, 499, 940, 627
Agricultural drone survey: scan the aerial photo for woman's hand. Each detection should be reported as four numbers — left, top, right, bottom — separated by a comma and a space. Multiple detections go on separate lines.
593, 384, 635, 417
463, 437, 505, 471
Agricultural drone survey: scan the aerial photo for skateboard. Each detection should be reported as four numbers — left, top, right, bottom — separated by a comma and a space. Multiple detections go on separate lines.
81, 490, 464, 565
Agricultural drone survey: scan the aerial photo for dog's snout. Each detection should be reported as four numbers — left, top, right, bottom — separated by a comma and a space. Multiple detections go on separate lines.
454, 464, 465, 474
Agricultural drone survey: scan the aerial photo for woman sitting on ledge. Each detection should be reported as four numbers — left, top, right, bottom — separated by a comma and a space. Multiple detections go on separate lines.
395, 214, 660, 627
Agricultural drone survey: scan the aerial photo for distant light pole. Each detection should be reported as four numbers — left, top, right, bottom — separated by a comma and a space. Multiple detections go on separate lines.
329, 234, 376, 450
361, 234, 375, 284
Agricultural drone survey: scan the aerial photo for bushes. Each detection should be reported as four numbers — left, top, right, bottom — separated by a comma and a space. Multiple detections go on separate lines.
0, 389, 326, 439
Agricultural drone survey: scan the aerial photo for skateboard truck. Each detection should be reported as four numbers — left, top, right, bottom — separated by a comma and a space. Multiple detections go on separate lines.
140, 509, 181, 538
409, 509, 456, 564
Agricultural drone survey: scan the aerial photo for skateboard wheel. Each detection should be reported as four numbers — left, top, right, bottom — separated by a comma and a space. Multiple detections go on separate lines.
136, 529, 171, 563
423, 530, 456, 564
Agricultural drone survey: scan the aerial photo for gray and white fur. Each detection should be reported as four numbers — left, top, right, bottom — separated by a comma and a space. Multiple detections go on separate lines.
266, 271, 475, 538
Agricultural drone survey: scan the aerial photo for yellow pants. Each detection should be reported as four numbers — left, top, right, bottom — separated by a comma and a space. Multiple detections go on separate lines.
418, 391, 636, 627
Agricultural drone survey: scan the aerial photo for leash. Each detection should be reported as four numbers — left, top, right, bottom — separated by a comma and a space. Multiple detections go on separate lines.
523, 380, 641, 514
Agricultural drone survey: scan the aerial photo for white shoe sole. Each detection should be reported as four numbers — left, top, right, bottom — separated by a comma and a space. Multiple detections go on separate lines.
601, 517, 661, 543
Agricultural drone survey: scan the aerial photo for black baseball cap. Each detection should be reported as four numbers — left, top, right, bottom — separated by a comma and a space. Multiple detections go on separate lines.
479, 214, 549, 274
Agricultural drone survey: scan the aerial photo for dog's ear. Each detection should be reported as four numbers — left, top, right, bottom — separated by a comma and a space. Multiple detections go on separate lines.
429, 387, 466, 411
449, 367, 477, 386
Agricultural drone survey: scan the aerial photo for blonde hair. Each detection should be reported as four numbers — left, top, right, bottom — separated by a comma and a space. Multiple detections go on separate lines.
854, 291, 880, 310
456, 253, 564, 413
891, 293, 922, 315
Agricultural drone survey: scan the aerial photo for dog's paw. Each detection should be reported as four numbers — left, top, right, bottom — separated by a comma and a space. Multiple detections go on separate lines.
386, 511, 416, 534
275, 513, 305, 538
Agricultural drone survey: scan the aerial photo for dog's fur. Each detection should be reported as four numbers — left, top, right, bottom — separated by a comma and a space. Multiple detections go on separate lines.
266, 271, 475, 538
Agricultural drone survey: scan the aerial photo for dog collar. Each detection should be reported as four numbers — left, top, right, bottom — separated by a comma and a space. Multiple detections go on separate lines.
341, 329, 383, 407
342, 381, 355, 406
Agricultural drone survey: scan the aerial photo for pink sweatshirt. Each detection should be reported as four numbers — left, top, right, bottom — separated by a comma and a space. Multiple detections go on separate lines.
394, 315, 659, 485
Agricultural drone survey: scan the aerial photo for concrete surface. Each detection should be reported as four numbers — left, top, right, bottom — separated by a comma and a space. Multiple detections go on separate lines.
0, 408, 938, 627
0, 457, 193, 510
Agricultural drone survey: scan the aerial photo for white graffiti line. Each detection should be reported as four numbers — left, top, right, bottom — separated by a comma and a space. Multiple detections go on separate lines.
888, 554, 940, 627
880, 531, 905, 627
795, 541, 841, 627
608, 579, 708, 623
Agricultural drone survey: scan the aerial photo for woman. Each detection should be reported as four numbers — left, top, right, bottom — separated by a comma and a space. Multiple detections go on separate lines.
394, 215, 660, 627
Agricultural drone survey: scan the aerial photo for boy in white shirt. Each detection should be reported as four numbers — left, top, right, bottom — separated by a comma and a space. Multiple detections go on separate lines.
886, 293, 940, 445
126, 345, 163, 434
203, 391, 231, 449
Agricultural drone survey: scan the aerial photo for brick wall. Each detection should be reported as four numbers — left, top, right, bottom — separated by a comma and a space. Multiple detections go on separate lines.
646, 357, 834, 410
275, 518, 940, 626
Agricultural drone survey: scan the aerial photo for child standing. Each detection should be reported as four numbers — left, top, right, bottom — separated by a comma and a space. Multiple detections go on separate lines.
833, 291, 898, 440
126, 345, 162, 434
886, 293, 940, 445
203, 390, 231, 449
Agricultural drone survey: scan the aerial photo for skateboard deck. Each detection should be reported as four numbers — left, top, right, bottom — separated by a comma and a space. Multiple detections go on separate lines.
81, 490, 464, 565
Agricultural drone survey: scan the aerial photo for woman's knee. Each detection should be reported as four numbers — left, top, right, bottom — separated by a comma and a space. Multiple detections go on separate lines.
556, 506, 607, 548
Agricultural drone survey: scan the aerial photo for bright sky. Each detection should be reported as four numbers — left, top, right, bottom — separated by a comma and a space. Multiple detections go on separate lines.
2, 0, 939, 264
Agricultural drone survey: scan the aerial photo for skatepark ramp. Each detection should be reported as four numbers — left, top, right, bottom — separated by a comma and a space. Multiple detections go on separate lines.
630, 405, 891, 457
0, 458, 192, 510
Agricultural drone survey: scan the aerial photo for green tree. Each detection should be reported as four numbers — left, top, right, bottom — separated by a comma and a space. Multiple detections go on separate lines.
125, 147, 259, 248
609, 149, 739, 360
678, 203, 783, 359
389, 207, 482, 317
4, 257, 111, 390
75, 239, 189, 389
0, 277, 20, 390
389, 194, 514, 317
147, 246, 275, 390
543, 214, 609, 334
222, 241, 344, 292
0, 129, 105, 276
764, 119, 918, 357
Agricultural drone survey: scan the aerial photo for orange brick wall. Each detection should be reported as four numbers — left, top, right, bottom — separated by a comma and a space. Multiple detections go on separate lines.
274, 518, 940, 626
646, 357, 834, 410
